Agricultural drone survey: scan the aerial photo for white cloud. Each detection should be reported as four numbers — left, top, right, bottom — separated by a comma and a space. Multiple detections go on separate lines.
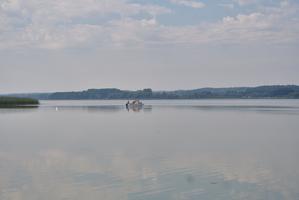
0, 0, 171, 49
159, 2, 299, 45
169, 0, 205, 8
280, 0, 289, 7
218, 3, 234, 9
233, 0, 257, 6
0, 0, 298, 49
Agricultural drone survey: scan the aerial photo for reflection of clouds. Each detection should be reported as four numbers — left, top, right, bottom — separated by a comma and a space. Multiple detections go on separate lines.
42, 105, 153, 113
142, 167, 157, 181
110, 152, 140, 180
0, 149, 162, 200
179, 188, 205, 200
0, 107, 38, 114
158, 105, 299, 116
1, 100, 299, 199
50, 105, 124, 113
166, 153, 271, 184
0, 149, 297, 199
161, 152, 299, 199
0, 150, 114, 200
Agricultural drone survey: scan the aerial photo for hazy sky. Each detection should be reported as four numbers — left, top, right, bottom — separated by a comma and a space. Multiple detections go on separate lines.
1, 0, 299, 93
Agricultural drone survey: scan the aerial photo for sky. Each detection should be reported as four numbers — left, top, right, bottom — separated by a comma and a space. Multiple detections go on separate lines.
0, 0, 299, 93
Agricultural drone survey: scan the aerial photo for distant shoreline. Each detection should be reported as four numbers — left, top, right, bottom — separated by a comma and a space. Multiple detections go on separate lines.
0, 97, 39, 108
2, 85, 299, 100
38, 98, 299, 100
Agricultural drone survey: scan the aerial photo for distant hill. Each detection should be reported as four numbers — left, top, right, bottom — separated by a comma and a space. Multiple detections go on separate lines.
3, 85, 299, 100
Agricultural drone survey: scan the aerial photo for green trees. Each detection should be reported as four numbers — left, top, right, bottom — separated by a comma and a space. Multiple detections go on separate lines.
0, 97, 39, 107
5, 85, 299, 100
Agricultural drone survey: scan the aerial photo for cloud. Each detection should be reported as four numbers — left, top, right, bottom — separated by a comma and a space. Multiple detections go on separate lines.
233, 0, 257, 6
218, 3, 234, 9
158, 2, 299, 45
0, 0, 171, 49
169, 0, 205, 8
0, 0, 298, 49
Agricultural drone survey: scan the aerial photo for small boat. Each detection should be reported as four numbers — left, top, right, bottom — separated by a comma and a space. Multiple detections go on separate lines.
126, 100, 143, 109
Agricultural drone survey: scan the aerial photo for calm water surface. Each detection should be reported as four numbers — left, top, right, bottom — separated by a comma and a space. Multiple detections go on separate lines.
0, 100, 299, 200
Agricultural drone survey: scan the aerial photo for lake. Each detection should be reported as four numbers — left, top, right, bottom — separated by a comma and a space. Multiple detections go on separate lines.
0, 100, 299, 200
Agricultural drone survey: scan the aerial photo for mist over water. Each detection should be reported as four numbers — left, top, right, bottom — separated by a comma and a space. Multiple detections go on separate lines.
0, 100, 299, 200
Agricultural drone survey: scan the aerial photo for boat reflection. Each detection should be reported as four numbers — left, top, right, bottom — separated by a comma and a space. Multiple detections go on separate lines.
126, 100, 144, 112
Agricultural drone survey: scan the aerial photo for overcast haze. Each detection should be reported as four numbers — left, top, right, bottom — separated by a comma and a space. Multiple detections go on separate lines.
1, 0, 299, 93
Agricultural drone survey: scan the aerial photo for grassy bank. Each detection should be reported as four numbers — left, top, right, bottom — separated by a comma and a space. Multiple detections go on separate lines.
0, 96, 39, 107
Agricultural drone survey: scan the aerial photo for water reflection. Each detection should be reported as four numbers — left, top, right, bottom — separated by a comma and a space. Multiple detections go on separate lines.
0, 149, 294, 200
126, 105, 152, 112
39, 104, 153, 113
0, 100, 298, 200
56, 105, 124, 113
37, 100, 299, 114
0, 107, 38, 114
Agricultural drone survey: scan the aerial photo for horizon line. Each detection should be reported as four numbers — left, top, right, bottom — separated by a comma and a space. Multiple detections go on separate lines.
2, 84, 299, 95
